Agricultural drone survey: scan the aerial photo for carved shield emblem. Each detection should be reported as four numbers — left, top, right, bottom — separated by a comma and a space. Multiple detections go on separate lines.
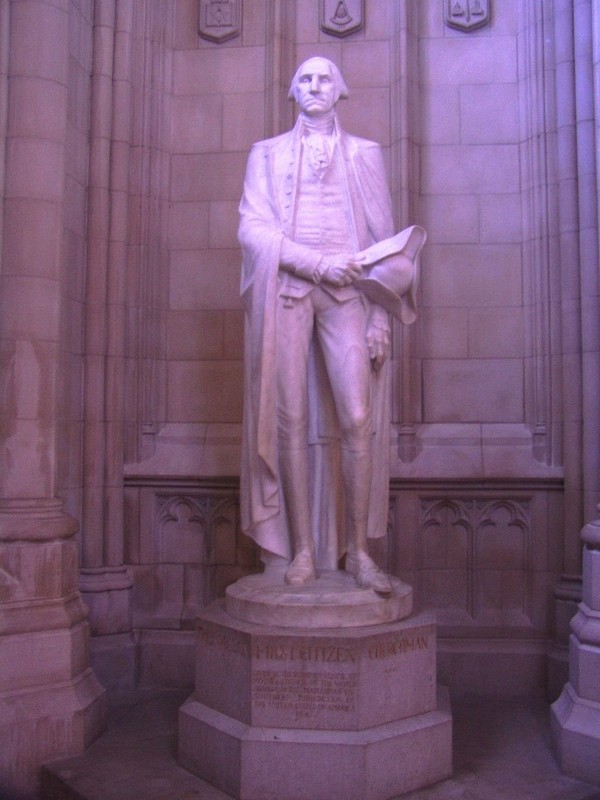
444, 0, 490, 32
199, 0, 241, 43
320, 0, 364, 38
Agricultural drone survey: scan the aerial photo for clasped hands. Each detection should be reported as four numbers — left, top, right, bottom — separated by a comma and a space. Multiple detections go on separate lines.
280, 241, 391, 370
320, 254, 391, 371
318, 253, 363, 287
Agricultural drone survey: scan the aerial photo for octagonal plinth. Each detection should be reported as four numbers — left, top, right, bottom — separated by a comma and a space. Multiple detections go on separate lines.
178, 601, 452, 800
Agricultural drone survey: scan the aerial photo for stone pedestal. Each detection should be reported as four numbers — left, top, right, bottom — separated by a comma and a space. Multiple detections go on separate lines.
178, 587, 452, 800
551, 514, 600, 785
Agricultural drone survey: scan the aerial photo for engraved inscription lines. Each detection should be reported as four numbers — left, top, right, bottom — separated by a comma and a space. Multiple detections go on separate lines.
248, 633, 431, 722
253, 670, 358, 720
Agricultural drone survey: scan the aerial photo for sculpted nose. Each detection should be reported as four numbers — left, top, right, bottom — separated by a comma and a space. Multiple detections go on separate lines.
310, 75, 320, 92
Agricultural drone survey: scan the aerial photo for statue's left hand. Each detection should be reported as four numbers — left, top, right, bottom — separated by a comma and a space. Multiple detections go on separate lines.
366, 321, 391, 371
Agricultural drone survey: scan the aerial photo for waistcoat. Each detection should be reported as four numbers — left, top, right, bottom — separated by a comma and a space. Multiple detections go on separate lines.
279, 139, 360, 302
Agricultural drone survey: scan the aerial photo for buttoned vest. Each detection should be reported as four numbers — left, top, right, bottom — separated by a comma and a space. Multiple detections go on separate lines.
279, 139, 360, 302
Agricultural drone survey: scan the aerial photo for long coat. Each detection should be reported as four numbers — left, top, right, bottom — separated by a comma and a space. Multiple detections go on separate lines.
238, 116, 414, 566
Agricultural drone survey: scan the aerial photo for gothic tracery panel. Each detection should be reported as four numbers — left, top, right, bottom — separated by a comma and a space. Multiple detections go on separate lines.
419, 497, 533, 629
131, 491, 258, 628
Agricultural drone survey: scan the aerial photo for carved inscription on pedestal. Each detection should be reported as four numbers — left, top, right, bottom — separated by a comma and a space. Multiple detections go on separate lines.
367, 632, 430, 659
251, 642, 358, 723
195, 608, 438, 731
248, 632, 433, 727
252, 642, 358, 662
253, 670, 358, 717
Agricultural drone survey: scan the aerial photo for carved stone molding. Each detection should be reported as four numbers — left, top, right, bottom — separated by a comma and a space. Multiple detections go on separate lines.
199, 0, 241, 43
444, 0, 490, 32
320, 0, 364, 38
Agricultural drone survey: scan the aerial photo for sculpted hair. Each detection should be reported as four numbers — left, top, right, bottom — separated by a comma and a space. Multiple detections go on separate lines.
288, 58, 349, 102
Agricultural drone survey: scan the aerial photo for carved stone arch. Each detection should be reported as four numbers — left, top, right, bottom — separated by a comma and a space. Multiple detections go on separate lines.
421, 498, 473, 533
419, 497, 475, 620
154, 492, 241, 566
420, 500, 473, 579
156, 495, 209, 565
201, 496, 240, 566
157, 495, 206, 525
474, 498, 531, 564
472, 498, 533, 625
475, 498, 530, 531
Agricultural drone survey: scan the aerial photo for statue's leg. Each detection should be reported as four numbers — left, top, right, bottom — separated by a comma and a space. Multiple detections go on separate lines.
276, 294, 316, 585
316, 294, 392, 593
279, 446, 316, 585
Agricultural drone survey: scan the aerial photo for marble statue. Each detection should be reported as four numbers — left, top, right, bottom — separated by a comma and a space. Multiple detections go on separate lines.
238, 57, 424, 594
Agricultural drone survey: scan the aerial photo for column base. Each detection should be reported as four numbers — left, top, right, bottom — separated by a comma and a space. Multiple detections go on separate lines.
0, 509, 107, 795
551, 682, 600, 786
80, 567, 136, 689
547, 575, 582, 701
90, 631, 138, 690
0, 668, 106, 797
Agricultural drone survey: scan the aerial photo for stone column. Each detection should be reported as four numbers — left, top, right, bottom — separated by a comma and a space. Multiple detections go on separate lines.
393, 1, 420, 449
551, 511, 600, 784
79, 0, 135, 690
0, 0, 105, 794
547, 0, 600, 698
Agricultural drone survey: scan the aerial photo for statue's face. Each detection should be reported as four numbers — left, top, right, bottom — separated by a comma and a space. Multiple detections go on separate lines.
294, 58, 338, 117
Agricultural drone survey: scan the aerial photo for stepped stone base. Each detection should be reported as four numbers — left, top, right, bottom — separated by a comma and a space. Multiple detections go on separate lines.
178, 598, 452, 800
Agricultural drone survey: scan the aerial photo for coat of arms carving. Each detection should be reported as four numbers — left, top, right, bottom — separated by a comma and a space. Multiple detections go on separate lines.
444, 0, 490, 32
320, 0, 364, 38
199, 0, 241, 43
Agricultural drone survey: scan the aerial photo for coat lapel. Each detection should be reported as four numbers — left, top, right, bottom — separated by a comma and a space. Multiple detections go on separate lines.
267, 121, 302, 235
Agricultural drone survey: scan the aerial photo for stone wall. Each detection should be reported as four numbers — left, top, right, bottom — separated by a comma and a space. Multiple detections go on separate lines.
2, 1, 600, 790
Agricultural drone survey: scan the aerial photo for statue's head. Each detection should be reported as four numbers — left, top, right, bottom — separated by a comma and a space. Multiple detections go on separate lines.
288, 57, 349, 118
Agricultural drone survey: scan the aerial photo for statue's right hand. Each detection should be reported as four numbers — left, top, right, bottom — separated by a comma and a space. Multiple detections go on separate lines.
321, 255, 363, 287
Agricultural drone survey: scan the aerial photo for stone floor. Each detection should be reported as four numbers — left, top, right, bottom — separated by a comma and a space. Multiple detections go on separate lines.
41, 689, 600, 800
